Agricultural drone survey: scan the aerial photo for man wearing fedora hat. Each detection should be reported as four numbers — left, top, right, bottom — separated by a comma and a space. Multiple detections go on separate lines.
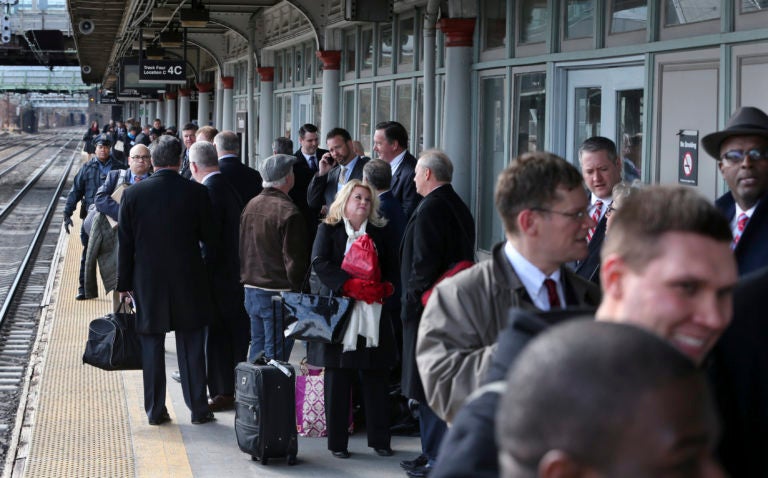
702, 105, 768, 276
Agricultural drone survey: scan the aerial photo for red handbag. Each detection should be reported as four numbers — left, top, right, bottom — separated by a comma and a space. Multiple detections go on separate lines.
341, 234, 381, 282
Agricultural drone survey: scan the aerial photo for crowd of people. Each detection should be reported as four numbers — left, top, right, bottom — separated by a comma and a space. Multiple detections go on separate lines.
64, 106, 768, 477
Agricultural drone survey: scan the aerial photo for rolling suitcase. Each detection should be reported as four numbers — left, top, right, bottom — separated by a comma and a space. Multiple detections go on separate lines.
234, 296, 298, 465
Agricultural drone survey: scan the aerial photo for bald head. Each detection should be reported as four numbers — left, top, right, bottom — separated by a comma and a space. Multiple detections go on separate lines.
128, 144, 151, 176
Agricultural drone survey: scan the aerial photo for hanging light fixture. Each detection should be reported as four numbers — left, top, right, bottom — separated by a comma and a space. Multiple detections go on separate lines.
159, 25, 183, 47
146, 44, 165, 60
180, 0, 209, 28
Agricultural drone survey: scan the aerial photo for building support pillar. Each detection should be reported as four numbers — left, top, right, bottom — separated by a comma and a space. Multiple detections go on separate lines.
178, 89, 191, 127
221, 76, 234, 132
257, 67, 274, 165
317, 50, 341, 142
196, 82, 212, 127
439, 18, 475, 204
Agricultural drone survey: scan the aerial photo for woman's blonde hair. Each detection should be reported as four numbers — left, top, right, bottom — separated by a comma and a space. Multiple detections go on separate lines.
324, 179, 387, 227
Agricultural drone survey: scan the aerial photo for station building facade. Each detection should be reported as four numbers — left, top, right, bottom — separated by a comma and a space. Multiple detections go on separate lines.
120, 0, 768, 254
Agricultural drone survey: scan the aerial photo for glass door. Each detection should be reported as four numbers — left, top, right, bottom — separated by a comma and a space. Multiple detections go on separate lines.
565, 65, 644, 179
292, 92, 311, 146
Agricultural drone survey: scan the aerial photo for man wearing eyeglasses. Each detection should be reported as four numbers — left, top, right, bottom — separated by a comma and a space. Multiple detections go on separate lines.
95, 144, 152, 223
703, 106, 768, 276
415, 152, 601, 432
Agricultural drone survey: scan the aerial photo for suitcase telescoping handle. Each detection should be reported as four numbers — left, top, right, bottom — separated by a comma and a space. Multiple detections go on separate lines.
271, 295, 286, 361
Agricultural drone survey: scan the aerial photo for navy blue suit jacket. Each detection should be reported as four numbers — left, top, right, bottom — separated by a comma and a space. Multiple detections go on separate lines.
218, 155, 262, 206
716, 192, 768, 276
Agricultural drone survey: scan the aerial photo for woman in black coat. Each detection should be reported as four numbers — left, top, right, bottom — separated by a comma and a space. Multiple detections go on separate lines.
83, 120, 100, 154
307, 179, 398, 459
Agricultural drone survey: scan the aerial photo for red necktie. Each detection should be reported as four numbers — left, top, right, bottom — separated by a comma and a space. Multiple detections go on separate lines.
587, 200, 603, 242
543, 278, 561, 309
732, 213, 749, 249
134, 176, 142, 183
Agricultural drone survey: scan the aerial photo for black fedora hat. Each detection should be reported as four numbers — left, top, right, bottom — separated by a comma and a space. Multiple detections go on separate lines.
702, 106, 768, 159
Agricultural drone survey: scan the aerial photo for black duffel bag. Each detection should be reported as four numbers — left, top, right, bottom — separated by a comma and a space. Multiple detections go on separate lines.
82, 299, 142, 370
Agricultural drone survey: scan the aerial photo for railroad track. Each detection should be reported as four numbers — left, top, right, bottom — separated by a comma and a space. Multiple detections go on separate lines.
0, 130, 80, 466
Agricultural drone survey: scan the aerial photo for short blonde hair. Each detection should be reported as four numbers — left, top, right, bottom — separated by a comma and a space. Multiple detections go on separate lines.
324, 179, 387, 227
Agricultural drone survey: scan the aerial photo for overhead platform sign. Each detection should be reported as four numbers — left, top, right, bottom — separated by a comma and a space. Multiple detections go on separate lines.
139, 60, 186, 85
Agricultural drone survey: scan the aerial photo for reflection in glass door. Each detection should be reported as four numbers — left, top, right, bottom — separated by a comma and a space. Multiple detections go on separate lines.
565, 65, 644, 179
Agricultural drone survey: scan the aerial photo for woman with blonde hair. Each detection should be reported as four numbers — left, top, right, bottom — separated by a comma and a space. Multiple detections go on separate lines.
307, 179, 398, 459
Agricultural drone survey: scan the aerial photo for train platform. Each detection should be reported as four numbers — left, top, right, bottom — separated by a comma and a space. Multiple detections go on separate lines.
8, 213, 419, 477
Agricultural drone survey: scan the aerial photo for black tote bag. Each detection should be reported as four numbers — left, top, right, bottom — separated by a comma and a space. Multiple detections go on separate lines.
281, 291, 353, 344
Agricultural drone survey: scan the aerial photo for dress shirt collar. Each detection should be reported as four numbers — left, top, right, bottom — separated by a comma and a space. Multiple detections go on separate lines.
504, 241, 564, 311
390, 150, 407, 175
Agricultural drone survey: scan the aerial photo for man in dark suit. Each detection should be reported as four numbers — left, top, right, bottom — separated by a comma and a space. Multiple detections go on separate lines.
702, 106, 768, 276
179, 122, 198, 180
710, 266, 768, 478
290, 124, 328, 245
573, 136, 622, 284
117, 135, 216, 426
213, 130, 262, 205
374, 121, 421, 218
399, 149, 476, 477
308, 127, 369, 216
188, 141, 247, 413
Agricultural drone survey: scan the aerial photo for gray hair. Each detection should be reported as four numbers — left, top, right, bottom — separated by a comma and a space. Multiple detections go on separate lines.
189, 141, 219, 168
363, 158, 392, 191
418, 149, 453, 182
263, 170, 292, 189
213, 130, 239, 154
272, 137, 294, 155
151, 135, 182, 167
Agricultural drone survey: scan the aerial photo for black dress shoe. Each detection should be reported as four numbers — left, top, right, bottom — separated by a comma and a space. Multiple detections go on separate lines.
400, 454, 428, 471
191, 411, 215, 424
331, 450, 350, 459
406, 463, 433, 478
75, 293, 86, 300
374, 447, 394, 456
148, 410, 171, 426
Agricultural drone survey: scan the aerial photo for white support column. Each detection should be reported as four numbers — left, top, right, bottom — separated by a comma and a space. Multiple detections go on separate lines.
439, 18, 475, 204
196, 82, 212, 126
221, 76, 234, 132
214, 71, 223, 130
317, 50, 341, 141
257, 67, 274, 165
165, 92, 177, 129
178, 89, 191, 127
157, 98, 165, 126
147, 101, 156, 126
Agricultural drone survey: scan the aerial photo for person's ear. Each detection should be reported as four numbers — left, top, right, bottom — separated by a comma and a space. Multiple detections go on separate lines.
600, 253, 627, 300
517, 209, 538, 236
539, 450, 592, 478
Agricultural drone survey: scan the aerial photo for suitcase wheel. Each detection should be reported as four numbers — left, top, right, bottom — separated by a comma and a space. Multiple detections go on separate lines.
288, 455, 297, 466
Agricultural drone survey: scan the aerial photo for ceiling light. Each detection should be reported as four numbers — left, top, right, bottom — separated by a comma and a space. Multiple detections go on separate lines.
159, 30, 183, 47
145, 45, 165, 60
180, 8, 209, 28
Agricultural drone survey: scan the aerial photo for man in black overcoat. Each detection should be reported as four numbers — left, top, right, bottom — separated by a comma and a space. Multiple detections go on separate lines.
399, 149, 475, 477
213, 130, 262, 205
373, 121, 422, 219
188, 141, 247, 412
117, 135, 217, 426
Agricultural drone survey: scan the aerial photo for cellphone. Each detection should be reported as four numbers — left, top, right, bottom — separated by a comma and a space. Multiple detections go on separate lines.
324, 154, 335, 166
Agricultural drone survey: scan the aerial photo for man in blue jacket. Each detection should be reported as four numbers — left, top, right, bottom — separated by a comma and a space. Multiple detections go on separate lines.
64, 134, 126, 300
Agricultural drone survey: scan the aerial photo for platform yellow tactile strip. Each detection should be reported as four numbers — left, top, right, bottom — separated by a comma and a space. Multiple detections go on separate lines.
23, 216, 191, 478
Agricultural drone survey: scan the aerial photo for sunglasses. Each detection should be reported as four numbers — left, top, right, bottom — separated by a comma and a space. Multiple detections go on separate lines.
720, 148, 768, 165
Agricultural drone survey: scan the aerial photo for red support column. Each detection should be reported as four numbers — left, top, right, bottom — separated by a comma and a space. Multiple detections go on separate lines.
257, 67, 274, 82
438, 18, 476, 47
195, 82, 213, 93
221, 76, 234, 89
165, 91, 177, 101
316, 50, 342, 70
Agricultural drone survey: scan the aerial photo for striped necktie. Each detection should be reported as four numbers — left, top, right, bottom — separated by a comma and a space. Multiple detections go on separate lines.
732, 213, 749, 249
587, 199, 603, 242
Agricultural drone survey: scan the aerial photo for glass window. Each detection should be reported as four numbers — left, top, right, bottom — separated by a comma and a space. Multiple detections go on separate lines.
515, 72, 546, 155
379, 25, 393, 72
313, 90, 322, 132
519, 0, 547, 44
665, 0, 719, 26
573, 87, 601, 155
396, 83, 412, 137
617, 89, 644, 181
275, 52, 283, 87
376, 85, 391, 126
566, 0, 594, 39
742, 0, 768, 13
359, 88, 372, 148
399, 17, 415, 66
478, 76, 506, 252
305, 44, 313, 83
344, 89, 355, 134
611, 0, 647, 33
283, 95, 292, 138
415, 81, 424, 154
295, 48, 303, 86
345, 31, 356, 74
361, 28, 374, 71
483, 0, 507, 50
